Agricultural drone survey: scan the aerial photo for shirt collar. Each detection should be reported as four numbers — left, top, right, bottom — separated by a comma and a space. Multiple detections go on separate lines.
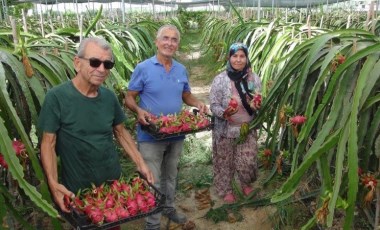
151, 55, 176, 68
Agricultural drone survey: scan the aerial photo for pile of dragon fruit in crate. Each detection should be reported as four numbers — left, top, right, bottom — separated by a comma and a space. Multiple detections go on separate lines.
148, 109, 211, 134
64, 176, 157, 225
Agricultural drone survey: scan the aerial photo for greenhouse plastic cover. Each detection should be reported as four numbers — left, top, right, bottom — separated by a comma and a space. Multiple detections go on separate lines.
17, 0, 350, 8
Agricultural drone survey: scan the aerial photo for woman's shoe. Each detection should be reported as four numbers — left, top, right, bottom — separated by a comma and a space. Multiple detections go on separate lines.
243, 186, 254, 196
223, 193, 236, 203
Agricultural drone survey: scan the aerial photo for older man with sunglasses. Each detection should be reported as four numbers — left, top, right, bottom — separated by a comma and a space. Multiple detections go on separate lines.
38, 37, 154, 218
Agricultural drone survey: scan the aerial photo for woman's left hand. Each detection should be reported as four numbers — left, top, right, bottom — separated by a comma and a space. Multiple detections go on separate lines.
250, 93, 262, 110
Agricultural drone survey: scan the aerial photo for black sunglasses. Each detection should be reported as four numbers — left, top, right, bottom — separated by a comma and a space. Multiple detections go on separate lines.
79, 57, 115, 70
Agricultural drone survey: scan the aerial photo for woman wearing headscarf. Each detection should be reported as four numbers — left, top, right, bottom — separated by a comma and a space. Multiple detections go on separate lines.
209, 43, 262, 203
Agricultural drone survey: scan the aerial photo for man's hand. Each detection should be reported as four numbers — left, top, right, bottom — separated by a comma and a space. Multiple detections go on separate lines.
137, 162, 155, 184
136, 108, 152, 125
49, 181, 74, 213
196, 102, 209, 115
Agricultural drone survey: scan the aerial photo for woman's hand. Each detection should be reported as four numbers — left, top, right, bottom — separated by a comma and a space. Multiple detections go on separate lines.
223, 107, 238, 119
250, 93, 262, 110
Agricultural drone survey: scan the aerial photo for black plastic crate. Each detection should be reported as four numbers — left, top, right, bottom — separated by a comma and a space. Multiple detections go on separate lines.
61, 179, 165, 230
141, 110, 214, 140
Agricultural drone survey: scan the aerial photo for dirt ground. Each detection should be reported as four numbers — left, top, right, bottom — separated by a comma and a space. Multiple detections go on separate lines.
121, 177, 277, 230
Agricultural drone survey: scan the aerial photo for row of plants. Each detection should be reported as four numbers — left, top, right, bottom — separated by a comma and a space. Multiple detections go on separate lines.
0, 7, 188, 228
201, 5, 380, 229
0, 2, 379, 228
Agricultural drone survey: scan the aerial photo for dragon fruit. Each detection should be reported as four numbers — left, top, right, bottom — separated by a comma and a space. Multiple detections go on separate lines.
68, 175, 158, 226
228, 98, 238, 109
103, 208, 118, 223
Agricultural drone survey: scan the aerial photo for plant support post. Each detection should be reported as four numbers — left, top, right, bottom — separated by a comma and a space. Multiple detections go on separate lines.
10, 17, 18, 49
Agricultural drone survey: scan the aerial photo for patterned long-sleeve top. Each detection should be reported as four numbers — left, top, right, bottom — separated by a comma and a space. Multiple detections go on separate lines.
209, 70, 261, 141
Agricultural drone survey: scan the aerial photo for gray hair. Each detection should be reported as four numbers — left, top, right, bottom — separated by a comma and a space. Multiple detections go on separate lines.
77, 37, 114, 61
156, 24, 180, 42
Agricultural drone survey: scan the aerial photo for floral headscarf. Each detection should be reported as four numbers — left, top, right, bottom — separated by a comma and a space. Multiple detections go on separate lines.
226, 42, 254, 115
226, 43, 250, 81
229, 43, 249, 61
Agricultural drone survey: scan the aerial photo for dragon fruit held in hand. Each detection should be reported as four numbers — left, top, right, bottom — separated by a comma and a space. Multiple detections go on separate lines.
250, 94, 262, 109
228, 98, 239, 109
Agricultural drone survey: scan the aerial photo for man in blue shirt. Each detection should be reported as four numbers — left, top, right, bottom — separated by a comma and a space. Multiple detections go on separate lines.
125, 24, 207, 230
